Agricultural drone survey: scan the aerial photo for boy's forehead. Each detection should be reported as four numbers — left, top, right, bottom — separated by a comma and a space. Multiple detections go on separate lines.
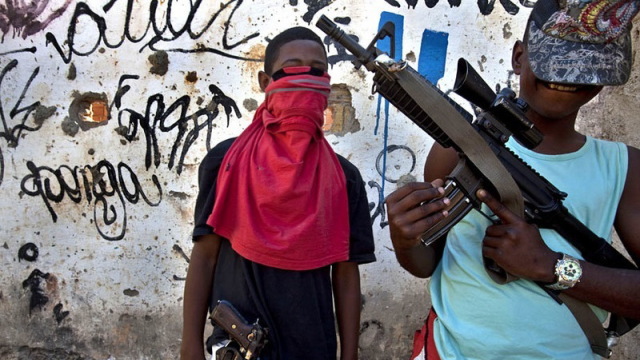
278, 40, 325, 55
274, 40, 327, 63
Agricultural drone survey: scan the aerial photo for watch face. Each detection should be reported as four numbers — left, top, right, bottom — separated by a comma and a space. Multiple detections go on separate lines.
558, 258, 582, 283
546, 254, 583, 291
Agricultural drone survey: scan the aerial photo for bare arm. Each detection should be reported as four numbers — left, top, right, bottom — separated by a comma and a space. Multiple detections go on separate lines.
332, 261, 361, 360
477, 146, 640, 320
385, 143, 459, 278
181, 234, 222, 360
424, 142, 458, 183
566, 145, 640, 319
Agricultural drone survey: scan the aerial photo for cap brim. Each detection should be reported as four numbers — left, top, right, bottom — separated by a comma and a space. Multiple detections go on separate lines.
527, 21, 632, 86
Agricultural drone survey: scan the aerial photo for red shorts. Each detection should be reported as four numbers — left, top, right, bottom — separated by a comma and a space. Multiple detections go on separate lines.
411, 308, 440, 360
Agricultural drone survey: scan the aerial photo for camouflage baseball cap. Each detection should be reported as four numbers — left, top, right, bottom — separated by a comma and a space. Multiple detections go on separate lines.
527, 0, 640, 85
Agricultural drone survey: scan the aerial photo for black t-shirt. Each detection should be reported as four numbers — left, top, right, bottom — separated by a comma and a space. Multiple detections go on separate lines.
192, 138, 376, 360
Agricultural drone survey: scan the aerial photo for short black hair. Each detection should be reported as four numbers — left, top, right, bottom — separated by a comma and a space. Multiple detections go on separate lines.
264, 27, 326, 76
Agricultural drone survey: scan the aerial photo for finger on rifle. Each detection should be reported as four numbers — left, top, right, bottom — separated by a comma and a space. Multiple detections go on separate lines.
484, 223, 512, 239
482, 238, 501, 260
384, 179, 442, 204
385, 181, 445, 210
476, 188, 518, 224
430, 178, 445, 188
482, 234, 504, 249
384, 180, 444, 206
396, 192, 450, 227
413, 207, 449, 235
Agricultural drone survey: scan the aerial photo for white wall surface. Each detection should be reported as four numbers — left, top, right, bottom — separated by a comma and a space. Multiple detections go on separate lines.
0, 1, 638, 359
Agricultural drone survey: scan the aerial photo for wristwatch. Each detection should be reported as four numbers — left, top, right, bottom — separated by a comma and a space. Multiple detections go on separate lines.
545, 253, 583, 291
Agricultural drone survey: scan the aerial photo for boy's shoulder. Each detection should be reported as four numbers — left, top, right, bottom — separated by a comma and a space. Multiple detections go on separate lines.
334, 152, 365, 183
588, 136, 629, 155
199, 137, 237, 169
208, 137, 237, 157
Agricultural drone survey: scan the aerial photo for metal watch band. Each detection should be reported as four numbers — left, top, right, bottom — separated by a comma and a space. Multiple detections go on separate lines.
545, 253, 583, 291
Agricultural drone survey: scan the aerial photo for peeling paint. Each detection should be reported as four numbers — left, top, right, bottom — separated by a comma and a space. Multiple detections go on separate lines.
397, 173, 417, 187
67, 63, 76, 80
68, 92, 109, 131
325, 83, 360, 136
33, 105, 56, 126
244, 43, 266, 93
123, 289, 140, 297
503, 23, 513, 39
168, 191, 189, 200
148, 51, 169, 76
243, 98, 259, 112
185, 71, 198, 83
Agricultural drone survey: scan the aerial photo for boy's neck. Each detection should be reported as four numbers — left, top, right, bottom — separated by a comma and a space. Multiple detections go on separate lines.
531, 131, 586, 155
527, 112, 586, 155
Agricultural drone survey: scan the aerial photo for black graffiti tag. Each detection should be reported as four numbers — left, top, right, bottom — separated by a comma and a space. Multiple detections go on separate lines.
368, 180, 388, 228
1, 60, 42, 147
0, 0, 72, 41
22, 269, 50, 314
45, 0, 260, 64
0, 59, 56, 187
20, 160, 162, 241
115, 75, 241, 175
399, 0, 521, 14
376, 144, 416, 184
18, 242, 39, 262
292, 0, 523, 20
21, 268, 70, 323
172, 244, 190, 281
53, 303, 70, 324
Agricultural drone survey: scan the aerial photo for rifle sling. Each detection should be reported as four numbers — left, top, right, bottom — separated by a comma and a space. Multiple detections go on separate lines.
388, 67, 522, 283
559, 293, 611, 358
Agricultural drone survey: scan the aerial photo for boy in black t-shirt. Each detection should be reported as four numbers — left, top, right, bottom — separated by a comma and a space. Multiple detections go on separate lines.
180, 27, 375, 360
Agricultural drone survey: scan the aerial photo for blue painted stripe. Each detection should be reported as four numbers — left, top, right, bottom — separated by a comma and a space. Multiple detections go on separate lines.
417, 29, 449, 84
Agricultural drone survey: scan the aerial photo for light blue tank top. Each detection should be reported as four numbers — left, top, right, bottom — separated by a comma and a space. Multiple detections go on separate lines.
429, 136, 628, 360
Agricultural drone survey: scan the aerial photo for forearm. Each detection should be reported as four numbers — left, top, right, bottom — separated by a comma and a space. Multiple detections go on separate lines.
181, 237, 220, 360
332, 262, 361, 360
393, 238, 442, 278
564, 261, 640, 320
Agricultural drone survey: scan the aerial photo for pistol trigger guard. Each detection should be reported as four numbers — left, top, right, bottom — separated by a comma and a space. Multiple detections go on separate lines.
215, 345, 243, 360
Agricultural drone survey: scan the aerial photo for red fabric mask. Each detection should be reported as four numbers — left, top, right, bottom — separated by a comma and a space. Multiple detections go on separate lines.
207, 66, 350, 270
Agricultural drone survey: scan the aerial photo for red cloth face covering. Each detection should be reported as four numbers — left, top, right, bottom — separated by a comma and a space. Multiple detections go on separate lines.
207, 66, 350, 270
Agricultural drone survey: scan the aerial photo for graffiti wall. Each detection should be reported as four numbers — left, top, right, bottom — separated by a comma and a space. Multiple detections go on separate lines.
1, 1, 638, 359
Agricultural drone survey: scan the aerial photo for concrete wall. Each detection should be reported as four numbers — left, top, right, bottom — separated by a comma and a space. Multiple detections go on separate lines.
0, 1, 638, 359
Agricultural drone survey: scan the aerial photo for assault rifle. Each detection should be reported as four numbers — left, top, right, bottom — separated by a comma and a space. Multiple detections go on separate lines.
211, 300, 268, 360
316, 15, 637, 357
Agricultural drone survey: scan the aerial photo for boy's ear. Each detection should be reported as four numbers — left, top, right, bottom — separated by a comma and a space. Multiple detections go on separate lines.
258, 71, 271, 92
512, 40, 525, 75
